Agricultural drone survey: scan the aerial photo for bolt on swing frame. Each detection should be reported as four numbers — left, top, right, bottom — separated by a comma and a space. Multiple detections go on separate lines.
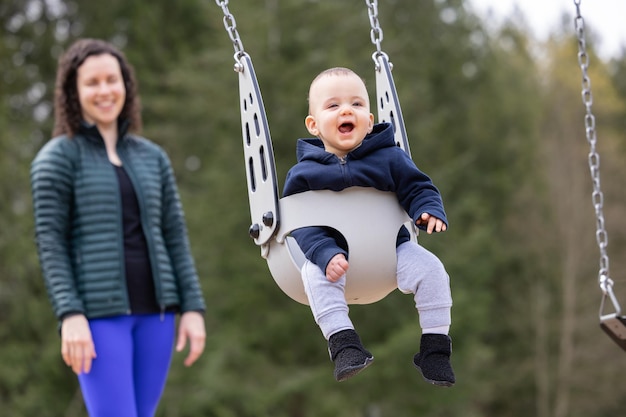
573, 0, 626, 350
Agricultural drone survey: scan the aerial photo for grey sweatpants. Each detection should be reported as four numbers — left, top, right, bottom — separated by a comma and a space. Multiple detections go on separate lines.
301, 241, 452, 340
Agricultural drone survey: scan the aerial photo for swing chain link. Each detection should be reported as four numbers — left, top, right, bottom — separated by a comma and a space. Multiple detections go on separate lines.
365, 0, 391, 70
215, 0, 246, 72
365, 0, 383, 53
573, 0, 613, 298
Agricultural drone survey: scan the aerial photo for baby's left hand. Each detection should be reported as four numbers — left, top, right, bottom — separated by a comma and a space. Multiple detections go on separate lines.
416, 212, 447, 234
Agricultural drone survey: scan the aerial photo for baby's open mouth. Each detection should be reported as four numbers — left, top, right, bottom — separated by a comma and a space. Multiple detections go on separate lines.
338, 123, 354, 133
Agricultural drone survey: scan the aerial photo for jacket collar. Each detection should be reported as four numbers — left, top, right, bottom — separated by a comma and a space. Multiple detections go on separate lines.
77, 118, 130, 143
295, 122, 394, 163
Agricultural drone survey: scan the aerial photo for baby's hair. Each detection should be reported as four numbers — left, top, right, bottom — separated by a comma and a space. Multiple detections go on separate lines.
311, 67, 358, 84
307, 67, 368, 112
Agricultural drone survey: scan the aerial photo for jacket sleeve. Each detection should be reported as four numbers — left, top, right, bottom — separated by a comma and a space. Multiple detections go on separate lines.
392, 151, 448, 230
159, 150, 206, 312
283, 166, 346, 273
30, 138, 85, 319
291, 226, 347, 274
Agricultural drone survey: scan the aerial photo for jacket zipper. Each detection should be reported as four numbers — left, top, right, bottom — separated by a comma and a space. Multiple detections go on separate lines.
110, 152, 132, 315
338, 155, 350, 183
118, 146, 166, 317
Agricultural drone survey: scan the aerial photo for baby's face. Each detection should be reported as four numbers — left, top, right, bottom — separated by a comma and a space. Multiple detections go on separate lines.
305, 73, 374, 157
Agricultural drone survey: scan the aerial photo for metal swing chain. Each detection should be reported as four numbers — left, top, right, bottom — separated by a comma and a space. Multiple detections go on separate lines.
573, 1, 614, 307
365, 0, 383, 55
215, 0, 246, 71
365, 0, 392, 70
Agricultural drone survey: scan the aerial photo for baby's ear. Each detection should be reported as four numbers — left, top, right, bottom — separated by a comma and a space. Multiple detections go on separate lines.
305, 115, 318, 136
368, 113, 374, 133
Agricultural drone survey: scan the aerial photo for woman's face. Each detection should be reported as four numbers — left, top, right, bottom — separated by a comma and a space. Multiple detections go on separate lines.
76, 53, 126, 131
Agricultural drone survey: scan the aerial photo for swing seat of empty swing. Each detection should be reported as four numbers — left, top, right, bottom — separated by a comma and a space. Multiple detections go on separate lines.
601, 315, 626, 351
264, 187, 416, 305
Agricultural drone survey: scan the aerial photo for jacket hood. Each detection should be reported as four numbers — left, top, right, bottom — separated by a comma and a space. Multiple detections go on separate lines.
295, 122, 395, 164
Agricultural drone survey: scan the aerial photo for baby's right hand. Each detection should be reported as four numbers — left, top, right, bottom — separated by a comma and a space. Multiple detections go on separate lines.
326, 254, 349, 282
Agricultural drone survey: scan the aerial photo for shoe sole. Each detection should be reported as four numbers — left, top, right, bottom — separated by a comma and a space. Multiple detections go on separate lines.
335, 356, 374, 382
414, 364, 455, 387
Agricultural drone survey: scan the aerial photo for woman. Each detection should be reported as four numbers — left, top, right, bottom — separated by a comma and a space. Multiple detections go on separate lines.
30, 38, 207, 417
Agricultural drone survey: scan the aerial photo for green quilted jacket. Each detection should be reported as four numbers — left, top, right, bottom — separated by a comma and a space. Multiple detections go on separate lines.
30, 122, 206, 320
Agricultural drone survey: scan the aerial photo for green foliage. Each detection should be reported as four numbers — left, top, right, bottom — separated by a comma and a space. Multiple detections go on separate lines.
2, 0, 626, 416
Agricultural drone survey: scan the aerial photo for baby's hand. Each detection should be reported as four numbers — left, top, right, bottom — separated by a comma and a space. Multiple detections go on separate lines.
326, 254, 349, 282
416, 212, 447, 234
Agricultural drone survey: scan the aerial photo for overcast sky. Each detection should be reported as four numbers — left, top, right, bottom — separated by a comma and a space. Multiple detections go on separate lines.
467, 0, 626, 59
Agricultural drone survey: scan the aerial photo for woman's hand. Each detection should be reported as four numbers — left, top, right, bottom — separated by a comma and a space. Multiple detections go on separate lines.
176, 311, 206, 367
61, 314, 97, 375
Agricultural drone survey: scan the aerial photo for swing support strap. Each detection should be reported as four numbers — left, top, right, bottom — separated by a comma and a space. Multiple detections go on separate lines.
217, 0, 280, 248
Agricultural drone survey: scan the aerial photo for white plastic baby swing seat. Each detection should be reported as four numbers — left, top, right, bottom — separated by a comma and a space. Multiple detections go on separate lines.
265, 187, 415, 305
224, 0, 417, 306
234, 50, 418, 306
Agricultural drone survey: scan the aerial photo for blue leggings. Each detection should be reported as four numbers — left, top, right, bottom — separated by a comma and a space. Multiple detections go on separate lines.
78, 313, 175, 417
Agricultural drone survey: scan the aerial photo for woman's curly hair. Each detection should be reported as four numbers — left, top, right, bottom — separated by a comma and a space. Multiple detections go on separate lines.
52, 38, 142, 137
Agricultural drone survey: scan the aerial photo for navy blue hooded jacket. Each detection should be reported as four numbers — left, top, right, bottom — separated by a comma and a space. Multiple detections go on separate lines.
282, 122, 447, 273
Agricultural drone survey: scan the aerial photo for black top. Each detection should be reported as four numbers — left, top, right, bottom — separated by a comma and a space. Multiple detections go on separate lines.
113, 164, 160, 314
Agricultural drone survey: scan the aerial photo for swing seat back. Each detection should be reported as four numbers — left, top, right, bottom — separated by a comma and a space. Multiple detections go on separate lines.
264, 187, 415, 305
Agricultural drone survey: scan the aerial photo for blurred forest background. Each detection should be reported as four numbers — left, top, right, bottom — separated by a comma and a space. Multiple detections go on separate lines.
2, 0, 626, 416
